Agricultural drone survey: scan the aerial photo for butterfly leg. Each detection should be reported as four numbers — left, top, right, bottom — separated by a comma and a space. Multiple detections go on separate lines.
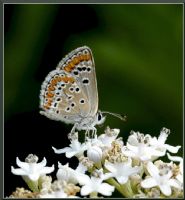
92, 127, 97, 138
68, 123, 78, 139
85, 127, 97, 139
85, 128, 90, 140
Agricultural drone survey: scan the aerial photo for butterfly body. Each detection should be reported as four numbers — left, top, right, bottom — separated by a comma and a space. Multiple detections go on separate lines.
40, 46, 106, 133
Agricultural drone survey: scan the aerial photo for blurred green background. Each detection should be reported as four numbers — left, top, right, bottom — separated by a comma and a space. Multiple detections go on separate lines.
4, 4, 183, 196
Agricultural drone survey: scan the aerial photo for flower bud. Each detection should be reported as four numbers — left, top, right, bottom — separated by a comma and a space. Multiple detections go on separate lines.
87, 146, 103, 163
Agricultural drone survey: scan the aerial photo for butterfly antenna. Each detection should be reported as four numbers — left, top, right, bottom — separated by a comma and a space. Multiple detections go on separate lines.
102, 111, 127, 122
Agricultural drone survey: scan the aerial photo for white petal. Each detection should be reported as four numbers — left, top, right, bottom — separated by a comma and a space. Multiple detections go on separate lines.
38, 157, 47, 168
149, 148, 166, 156
52, 146, 71, 154
103, 172, 114, 180
104, 161, 117, 173
127, 134, 139, 146
167, 153, 183, 162
126, 143, 138, 152
165, 144, 181, 153
40, 165, 54, 174
176, 174, 183, 183
76, 163, 87, 174
128, 166, 141, 175
81, 185, 93, 196
29, 173, 40, 181
125, 157, 132, 166
150, 137, 158, 146
147, 162, 159, 177
11, 167, 27, 176
159, 184, 172, 196
116, 176, 128, 184
141, 177, 157, 188
76, 174, 90, 185
140, 155, 152, 161
16, 157, 29, 170
158, 131, 168, 144
98, 183, 115, 196
66, 151, 78, 158
169, 179, 182, 189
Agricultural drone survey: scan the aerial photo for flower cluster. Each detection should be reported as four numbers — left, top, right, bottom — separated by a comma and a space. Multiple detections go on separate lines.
10, 127, 183, 198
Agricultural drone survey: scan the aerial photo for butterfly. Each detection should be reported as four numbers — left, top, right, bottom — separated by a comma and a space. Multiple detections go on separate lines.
39, 46, 126, 135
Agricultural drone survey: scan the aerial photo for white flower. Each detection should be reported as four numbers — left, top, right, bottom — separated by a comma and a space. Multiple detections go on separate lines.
98, 127, 120, 148
167, 153, 183, 185
87, 145, 103, 163
75, 162, 87, 174
78, 169, 115, 196
52, 134, 87, 158
150, 128, 181, 154
57, 162, 77, 184
11, 156, 54, 181
39, 180, 79, 198
104, 158, 141, 184
141, 161, 181, 196
123, 131, 164, 161
57, 162, 87, 185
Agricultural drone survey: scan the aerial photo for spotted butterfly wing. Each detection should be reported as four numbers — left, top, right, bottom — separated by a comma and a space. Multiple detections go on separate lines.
57, 46, 98, 117
39, 46, 99, 125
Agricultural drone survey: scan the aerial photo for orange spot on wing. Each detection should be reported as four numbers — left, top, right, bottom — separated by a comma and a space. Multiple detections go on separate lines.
68, 77, 75, 83
48, 85, 55, 91
73, 57, 79, 65
50, 78, 58, 85
57, 77, 62, 82
79, 54, 84, 61
85, 54, 91, 61
69, 62, 75, 69
47, 92, 54, 98
62, 76, 69, 83
44, 105, 50, 109
44, 100, 52, 109
48, 99, 52, 104
64, 66, 72, 72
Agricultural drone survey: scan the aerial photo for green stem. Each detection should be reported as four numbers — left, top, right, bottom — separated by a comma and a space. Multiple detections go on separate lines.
120, 180, 135, 197
22, 176, 39, 192
90, 192, 98, 198
106, 178, 125, 197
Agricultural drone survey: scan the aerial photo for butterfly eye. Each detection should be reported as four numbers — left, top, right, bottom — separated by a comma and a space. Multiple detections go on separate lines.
98, 113, 102, 121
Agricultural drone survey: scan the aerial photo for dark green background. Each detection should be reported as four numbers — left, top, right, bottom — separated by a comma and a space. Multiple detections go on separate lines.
4, 4, 183, 197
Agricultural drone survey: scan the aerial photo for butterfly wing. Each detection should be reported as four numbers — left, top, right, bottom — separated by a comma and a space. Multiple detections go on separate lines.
57, 46, 99, 117
40, 68, 92, 124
